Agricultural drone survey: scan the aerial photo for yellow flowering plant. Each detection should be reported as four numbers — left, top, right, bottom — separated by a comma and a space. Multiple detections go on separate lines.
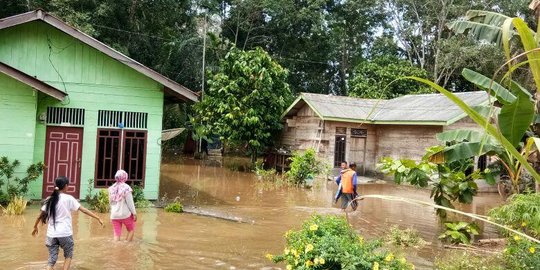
267, 215, 414, 270
488, 193, 540, 269
503, 237, 540, 269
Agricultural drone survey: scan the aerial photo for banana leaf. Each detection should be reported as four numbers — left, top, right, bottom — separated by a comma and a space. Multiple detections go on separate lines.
403, 76, 540, 183
437, 129, 492, 144
436, 129, 497, 144
498, 93, 535, 147
507, 80, 533, 99
462, 68, 515, 104
431, 141, 503, 163
447, 10, 512, 45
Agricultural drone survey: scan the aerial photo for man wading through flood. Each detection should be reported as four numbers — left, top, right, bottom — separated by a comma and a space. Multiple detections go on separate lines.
335, 162, 362, 211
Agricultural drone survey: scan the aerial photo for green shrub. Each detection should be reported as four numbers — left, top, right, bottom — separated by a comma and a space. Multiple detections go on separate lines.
0, 157, 45, 206
438, 221, 479, 245
503, 236, 540, 270
164, 201, 183, 213
487, 193, 540, 269
286, 149, 324, 186
488, 193, 540, 238
386, 225, 426, 247
435, 251, 504, 270
268, 215, 414, 270
91, 189, 109, 213
132, 185, 152, 208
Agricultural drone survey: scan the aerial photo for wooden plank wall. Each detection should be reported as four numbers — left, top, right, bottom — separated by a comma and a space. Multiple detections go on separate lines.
322, 121, 376, 173
375, 125, 442, 163
281, 104, 482, 174
281, 104, 321, 151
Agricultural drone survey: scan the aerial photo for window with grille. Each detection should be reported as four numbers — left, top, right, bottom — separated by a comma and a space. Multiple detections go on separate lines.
351, 128, 367, 138
46, 107, 85, 126
97, 110, 148, 129
95, 129, 147, 187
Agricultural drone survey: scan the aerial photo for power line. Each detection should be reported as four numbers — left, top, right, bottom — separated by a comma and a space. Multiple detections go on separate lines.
91, 24, 333, 66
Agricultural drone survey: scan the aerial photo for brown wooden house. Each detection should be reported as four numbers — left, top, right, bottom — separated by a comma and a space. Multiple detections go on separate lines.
278, 92, 489, 175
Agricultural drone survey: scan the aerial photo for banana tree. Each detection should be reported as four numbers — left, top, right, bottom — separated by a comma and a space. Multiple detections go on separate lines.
403, 8, 540, 191
431, 129, 540, 194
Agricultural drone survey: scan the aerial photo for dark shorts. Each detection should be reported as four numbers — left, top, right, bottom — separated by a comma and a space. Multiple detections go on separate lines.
46, 236, 74, 266
340, 193, 354, 209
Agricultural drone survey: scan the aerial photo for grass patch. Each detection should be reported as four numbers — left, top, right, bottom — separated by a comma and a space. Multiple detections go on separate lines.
164, 201, 183, 213
385, 225, 426, 248
3, 196, 27, 215
435, 251, 504, 270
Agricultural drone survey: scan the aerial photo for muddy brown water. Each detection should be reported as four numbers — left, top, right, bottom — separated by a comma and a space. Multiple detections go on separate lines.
0, 158, 502, 269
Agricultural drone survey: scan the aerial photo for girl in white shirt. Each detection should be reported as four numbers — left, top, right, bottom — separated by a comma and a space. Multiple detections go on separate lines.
108, 169, 137, 241
32, 176, 104, 270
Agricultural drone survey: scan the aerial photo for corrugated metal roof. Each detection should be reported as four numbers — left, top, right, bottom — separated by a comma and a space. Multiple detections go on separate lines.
285, 91, 490, 125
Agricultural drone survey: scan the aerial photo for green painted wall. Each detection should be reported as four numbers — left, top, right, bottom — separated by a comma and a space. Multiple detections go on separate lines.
0, 73, 37, 195
0, 21, 164, 200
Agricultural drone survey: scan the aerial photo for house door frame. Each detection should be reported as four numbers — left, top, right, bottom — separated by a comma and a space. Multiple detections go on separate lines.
334, 135, 346, 167
42, 126, 83, 199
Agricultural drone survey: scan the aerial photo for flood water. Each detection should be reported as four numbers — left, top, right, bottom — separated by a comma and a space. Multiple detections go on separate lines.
1, 158, 503, 269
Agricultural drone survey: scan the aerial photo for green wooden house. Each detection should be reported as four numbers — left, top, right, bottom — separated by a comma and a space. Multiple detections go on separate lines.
0, 10, 197, 200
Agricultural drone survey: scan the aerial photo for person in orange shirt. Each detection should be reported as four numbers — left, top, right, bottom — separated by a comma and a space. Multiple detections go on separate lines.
335, 162, 358, 210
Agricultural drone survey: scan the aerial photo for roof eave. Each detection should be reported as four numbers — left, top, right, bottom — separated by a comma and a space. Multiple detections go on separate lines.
0, 10, 198, 102
0, 62, 66, 101
445, 97, 492, 125
281, 93, 325, 120
323, 117, 446, 125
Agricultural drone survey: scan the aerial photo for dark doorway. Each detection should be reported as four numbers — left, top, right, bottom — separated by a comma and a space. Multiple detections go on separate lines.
334, 135, 346, 167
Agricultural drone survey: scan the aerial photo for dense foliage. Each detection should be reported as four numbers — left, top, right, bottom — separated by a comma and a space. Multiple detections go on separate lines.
349, 56, 430, 99
489, 193, 540, 238
378, 146, 489, 217
0, 0, 529, 97
268, 215, 414, 270
286, 149, 324, 186
503, 236, 540, 270
193, 46, 292, 161
484, 194, 540, 269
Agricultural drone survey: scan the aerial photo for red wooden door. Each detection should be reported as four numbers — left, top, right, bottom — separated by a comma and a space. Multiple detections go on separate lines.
42, 126, 83, 198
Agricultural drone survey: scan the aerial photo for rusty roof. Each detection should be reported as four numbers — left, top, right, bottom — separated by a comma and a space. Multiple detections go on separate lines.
283, 91, 490, 125
0, 10, 198, 102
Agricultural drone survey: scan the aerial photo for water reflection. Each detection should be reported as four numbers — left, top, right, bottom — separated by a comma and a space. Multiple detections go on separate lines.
0, 158, 502, 269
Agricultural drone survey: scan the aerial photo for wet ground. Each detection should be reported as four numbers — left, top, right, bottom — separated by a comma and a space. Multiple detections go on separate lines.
0, 158, 503, 269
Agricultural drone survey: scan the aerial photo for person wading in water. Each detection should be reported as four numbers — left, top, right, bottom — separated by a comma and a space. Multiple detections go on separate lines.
335, 162, 361, 211
32, 176, 104, 270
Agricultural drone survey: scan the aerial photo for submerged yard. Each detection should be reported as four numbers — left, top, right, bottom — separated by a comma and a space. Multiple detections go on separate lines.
0, 158, 503, 269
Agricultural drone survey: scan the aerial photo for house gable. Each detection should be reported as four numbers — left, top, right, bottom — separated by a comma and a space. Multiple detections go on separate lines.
0, 18, 169, 200
0, 10, 197, 102
0, 21, 161, 93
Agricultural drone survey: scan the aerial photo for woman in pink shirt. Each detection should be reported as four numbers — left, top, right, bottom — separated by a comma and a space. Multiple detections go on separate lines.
108, 170, 138, 241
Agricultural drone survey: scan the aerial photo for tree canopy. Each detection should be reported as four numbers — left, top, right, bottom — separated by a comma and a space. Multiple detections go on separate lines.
0, 0, 532, 96
349, 56, 430, 99
192, 46, 292, 160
